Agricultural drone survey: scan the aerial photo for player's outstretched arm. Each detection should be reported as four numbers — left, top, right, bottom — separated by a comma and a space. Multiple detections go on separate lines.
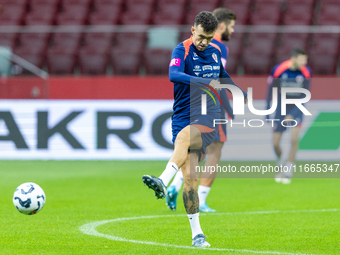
220, 89, 234, 119
169, 47, 213, 87
219, 63, 247, 101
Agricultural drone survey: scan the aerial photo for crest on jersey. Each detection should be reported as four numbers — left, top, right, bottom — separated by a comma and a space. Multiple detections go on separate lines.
296, 75, 304, 84
212, 53, 218, 63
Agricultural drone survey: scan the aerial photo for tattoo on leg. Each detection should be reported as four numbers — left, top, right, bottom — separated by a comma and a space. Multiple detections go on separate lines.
183, 187, 199, 214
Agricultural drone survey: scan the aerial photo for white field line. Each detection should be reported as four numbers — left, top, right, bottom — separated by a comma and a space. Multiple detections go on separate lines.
79, 208, 339, 255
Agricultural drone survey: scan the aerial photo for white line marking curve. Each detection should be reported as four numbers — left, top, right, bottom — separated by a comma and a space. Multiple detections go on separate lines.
79, 208, 339, 255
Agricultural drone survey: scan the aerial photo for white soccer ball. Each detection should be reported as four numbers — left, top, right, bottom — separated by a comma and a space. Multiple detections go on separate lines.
13, 182, 46, 215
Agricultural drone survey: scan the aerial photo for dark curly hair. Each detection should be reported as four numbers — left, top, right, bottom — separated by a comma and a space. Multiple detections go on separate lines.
213, 8, 237, 25
291, 48, 307, 57
194, 11, 218, 33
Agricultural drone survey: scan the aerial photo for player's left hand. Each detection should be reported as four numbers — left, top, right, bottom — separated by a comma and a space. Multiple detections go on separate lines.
284, 114, 294, 122
209, 79, 221, 92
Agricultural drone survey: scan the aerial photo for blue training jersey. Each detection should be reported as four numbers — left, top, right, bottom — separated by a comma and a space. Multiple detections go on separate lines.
169, 36, 244, 121
211, 34, 234, 119
266, 60, 312, 118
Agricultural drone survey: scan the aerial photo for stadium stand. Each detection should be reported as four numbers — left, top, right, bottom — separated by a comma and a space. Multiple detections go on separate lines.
144, 48, 172, 75
221, 0, 251, 25
317, 0, 340, 25
79, 47, 109, 74
283, 0, 315, 25
0, 0, 339, 75
275, 33, 310, 64
250, 0, 283, 26
225, 33, 244, 74
242, 33, 276, 75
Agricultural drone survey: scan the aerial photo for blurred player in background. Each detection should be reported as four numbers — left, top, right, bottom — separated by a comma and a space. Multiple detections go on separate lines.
266, 48, 311, 184
143, 11, 246, 247
166, 8, 236, 213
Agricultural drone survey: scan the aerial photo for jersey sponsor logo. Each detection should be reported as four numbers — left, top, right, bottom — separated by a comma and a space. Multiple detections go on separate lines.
193, 65, 201, 71
212, 53, 218, 63
169, 58, 181, 67
203, 73, 214, 78
282, 73, 288, 79
203, 65, 212, 71
213, 66, 220, 70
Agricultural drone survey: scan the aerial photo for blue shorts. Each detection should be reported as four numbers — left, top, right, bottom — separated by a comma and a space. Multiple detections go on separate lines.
273, 110, 303, 133
172, 112, 219, 154
214, 110, 227, 143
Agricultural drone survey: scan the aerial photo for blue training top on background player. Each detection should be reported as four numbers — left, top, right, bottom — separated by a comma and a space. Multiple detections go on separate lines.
266, 59, 312, 132
211, 34, 234, 142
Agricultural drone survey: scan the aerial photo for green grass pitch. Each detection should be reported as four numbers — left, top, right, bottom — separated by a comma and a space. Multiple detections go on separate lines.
0, 160, 339, 255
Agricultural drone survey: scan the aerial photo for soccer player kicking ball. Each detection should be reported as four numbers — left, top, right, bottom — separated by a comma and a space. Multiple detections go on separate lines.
266, 48, 311, 184
142, 11, 246, 247
167, 8, 237, 213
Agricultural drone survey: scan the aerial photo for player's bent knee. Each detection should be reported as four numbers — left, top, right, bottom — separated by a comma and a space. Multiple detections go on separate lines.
175, 129, 190, 148
188, 126, 203, 150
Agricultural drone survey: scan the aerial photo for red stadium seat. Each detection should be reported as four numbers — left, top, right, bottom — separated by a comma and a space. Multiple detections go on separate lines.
83, 33, 113, 54
14, 46, 45, 68
283, 1, 314, 25
185, 1, 220, 24
51, 33, 82, 52
250, 0, 283, 25
94, 0, 122, 4
121, 4, 153, 25
309, 34, 339, 55
226, 33, 243, 57
28, 4, 58, 15
19, 33, 50, 51
0, 4, 27, 24
0, 34, 19, 48
224, 54, 239, 74
317, 1, 340, 25
30, 0, 59, 5
126, 0, 154, 5
154, 2, 185, 25
25, 6, 57, 26
308, 55, 338, 75
243, 52, 273, 75
225, 33, 244, 74
185, 0, 221, 24
244, 34, 276, 55
62, 0, 91, 7
2, 0, 28, 4
144, 49, 172, 75
221, 0, 252, 25
275, 33, 310, 64
78, 47, 108, 75
56, 4, 89, 25
47, 48, 77, 75
114, 33, 146, 53
111, 48, 141, 75
278, 33, 309, 50
89, 5, 121, 25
